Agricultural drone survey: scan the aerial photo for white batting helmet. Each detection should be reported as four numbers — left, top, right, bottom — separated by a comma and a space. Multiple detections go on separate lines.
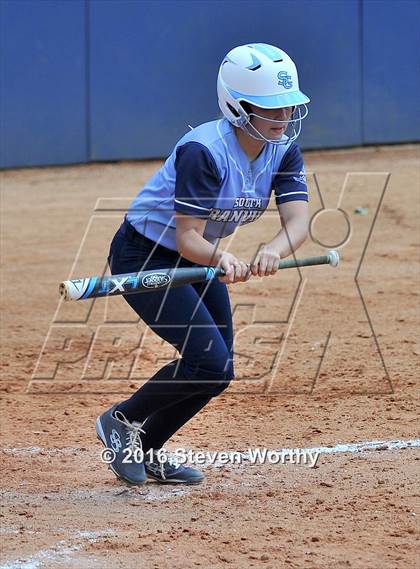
217, 43, 310, 144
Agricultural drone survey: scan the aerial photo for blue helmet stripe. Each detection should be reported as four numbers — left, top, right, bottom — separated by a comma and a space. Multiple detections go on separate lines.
250, 43, 285, 60
227, 88, 310, 108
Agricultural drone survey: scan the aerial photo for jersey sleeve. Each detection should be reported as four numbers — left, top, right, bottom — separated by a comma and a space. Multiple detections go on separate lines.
272, 143, 308, 205
174, 142, 221, 219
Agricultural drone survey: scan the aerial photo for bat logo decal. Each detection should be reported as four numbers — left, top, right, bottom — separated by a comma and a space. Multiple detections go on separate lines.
109, 276, 129, 294
205, 267, 216, 280
141, 272, 171, 289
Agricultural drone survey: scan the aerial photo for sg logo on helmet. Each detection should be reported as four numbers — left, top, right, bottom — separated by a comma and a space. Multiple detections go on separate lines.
277, 71, 293, 89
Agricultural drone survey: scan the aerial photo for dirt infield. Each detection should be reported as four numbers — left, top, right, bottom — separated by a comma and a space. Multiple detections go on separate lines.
1, 144, 419, 568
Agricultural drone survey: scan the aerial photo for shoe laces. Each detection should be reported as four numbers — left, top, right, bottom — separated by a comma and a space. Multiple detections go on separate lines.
149, 450, 180, 480
114, 410, 146, 453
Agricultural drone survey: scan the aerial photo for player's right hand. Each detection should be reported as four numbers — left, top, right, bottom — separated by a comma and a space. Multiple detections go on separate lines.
217, 252, 251, 284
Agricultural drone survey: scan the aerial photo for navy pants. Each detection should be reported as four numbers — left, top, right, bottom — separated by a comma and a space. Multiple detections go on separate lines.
107, 218, 234, 452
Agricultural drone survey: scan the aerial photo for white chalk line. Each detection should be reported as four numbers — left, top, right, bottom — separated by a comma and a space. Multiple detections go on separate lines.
0, 530, 112, 569
2, 438, 419, 461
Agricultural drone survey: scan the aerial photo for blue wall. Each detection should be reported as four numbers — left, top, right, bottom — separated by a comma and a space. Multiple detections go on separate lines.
1, 0, 419, 168
363, 0, 420, 143
0, 0, 87, 166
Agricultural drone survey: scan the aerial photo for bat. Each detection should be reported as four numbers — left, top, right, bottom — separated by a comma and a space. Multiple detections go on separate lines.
59, 250, 339, 301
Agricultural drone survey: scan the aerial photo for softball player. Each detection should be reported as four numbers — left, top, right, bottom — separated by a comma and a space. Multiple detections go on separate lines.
96, 43, 310, 485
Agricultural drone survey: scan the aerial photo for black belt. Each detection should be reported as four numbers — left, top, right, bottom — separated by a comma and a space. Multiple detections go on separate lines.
121, 216, 198, 266
121, 216, 177, 255
121, 216, 145, 243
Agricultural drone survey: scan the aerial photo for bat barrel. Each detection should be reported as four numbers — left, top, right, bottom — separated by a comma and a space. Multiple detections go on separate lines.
59, 267, 222, 301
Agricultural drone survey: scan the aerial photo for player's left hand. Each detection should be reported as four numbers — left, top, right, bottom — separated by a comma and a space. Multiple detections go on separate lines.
250, 244, 281, 277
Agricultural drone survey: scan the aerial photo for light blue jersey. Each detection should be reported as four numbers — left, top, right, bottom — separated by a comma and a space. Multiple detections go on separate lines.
127, 118, 308, 251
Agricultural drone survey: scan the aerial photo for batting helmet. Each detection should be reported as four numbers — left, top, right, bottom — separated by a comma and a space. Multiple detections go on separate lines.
217, 43, 310, 144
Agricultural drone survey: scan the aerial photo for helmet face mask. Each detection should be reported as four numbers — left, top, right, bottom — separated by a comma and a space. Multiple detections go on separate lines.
217, 43, 310, 145
240, 103, 309, 145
